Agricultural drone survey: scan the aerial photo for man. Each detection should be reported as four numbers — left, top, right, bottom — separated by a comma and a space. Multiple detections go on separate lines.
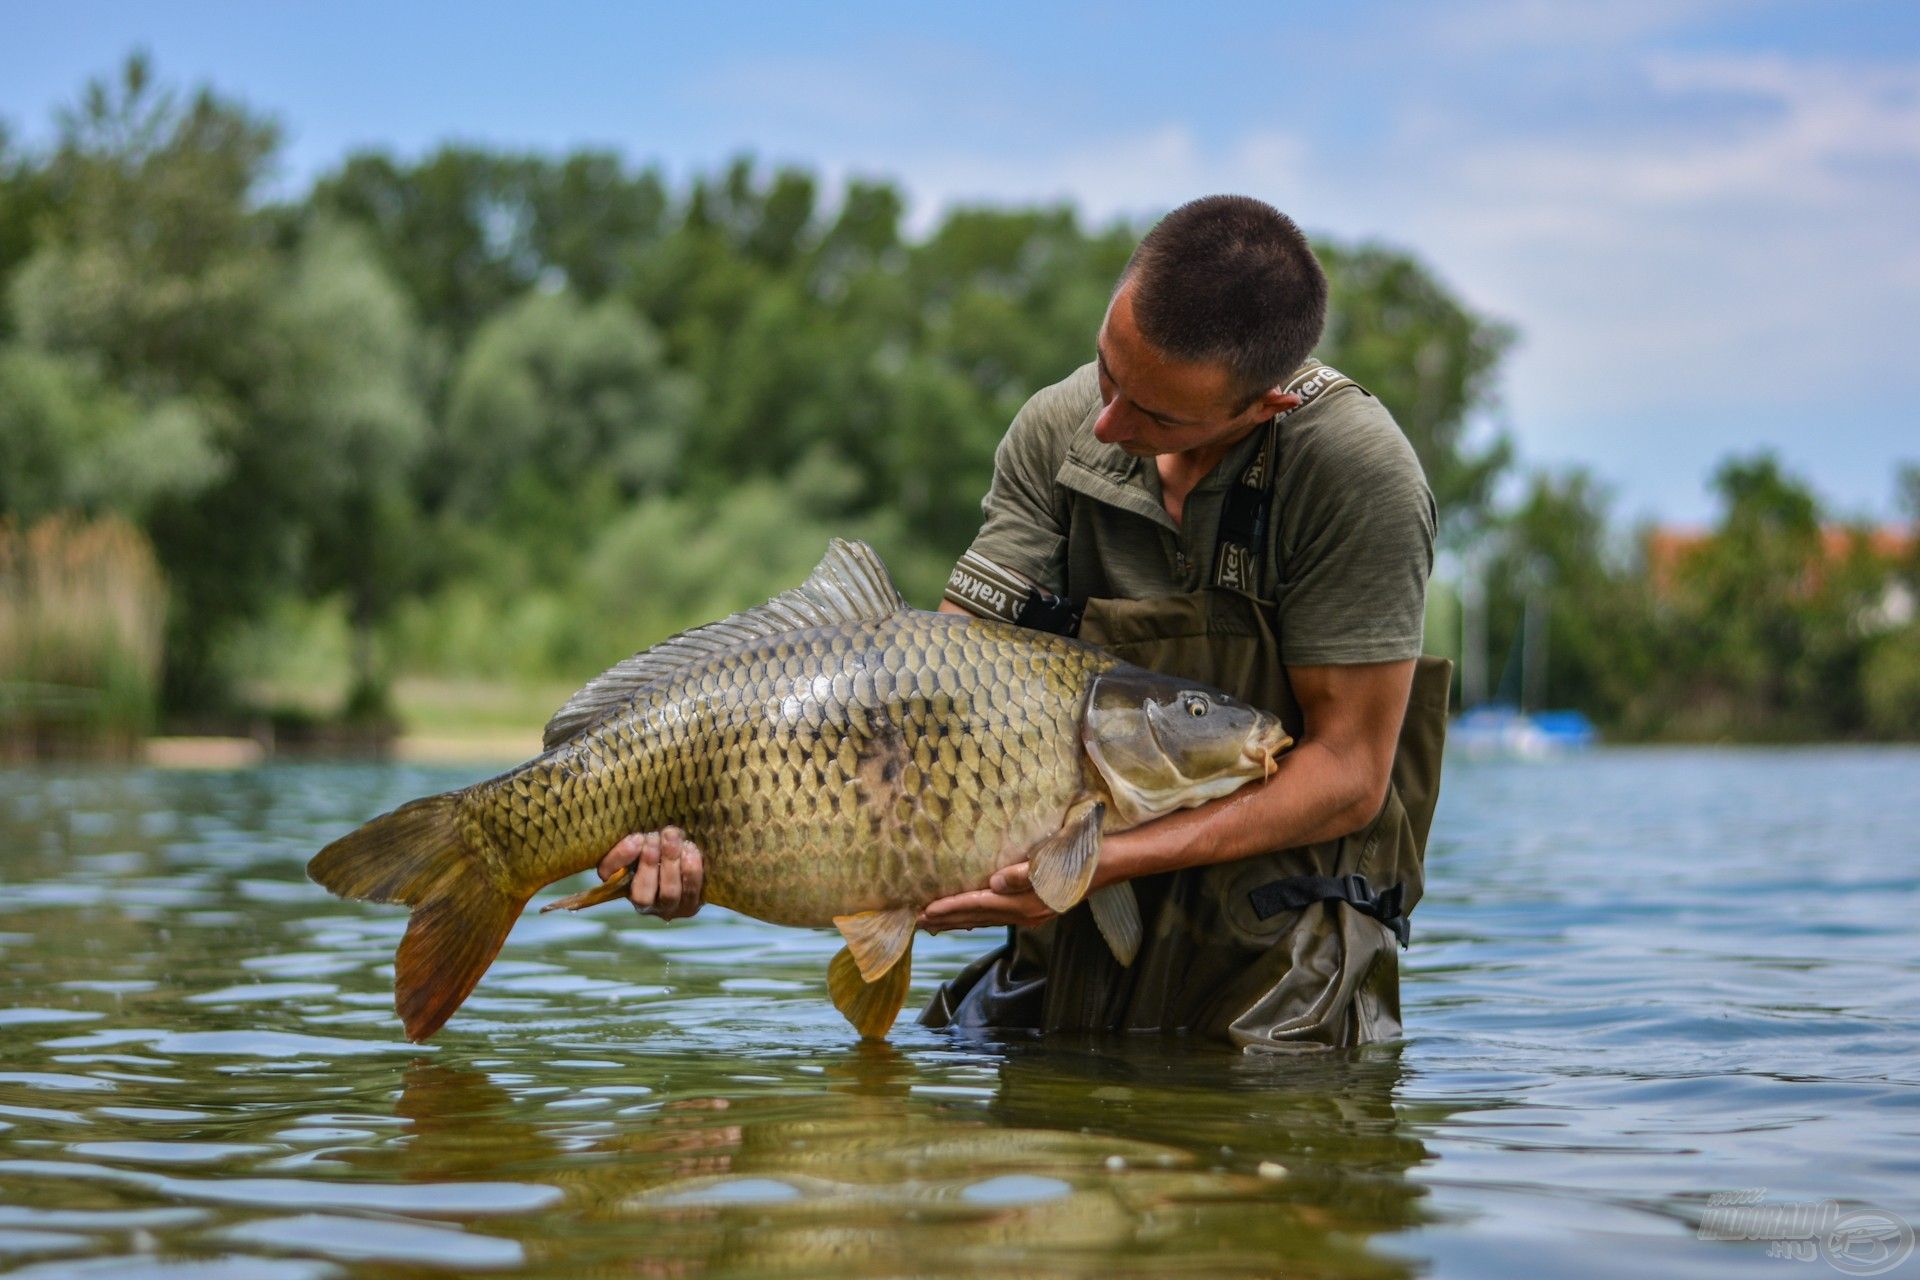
600, 195, 1449, 1048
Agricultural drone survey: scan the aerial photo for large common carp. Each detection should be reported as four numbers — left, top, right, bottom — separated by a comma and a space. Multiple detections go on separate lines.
309, 541, 1290, 1041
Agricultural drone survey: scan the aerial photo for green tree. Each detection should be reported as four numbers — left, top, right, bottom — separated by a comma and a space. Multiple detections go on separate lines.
5, 57, 434, 713
1862, 628, 1920, 740
0, 123, 56, 339
12, 54, 278, 399
1658, 453, 1883, 738
265, 221, 430, 717
0, 347, 224, 520
809, 179, 907, 289
5, 58, 1539, 736
909, 206, 1134, 397
5, 55, 282, 704
1315, 242, 1514, 536
310, 148, 543, 346
1860, 462, 1920, 739
312, 146, 673, 343
1479, 468, 1657, 724
438, 288, 696, 580
531, 151, 669, 300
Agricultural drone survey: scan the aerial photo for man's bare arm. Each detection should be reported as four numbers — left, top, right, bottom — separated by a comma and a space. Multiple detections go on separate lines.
919, 658, 1416, 932
1085, 658, 1414, 880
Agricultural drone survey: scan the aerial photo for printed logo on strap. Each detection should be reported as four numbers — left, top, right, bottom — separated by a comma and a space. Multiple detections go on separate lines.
1210, 363, 1355, 591
943, 551, 1027, 624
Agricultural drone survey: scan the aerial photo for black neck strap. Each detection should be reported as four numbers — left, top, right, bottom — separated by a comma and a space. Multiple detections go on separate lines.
1210, 362, 1354, 592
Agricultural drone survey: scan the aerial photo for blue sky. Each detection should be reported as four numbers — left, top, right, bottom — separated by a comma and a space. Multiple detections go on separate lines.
6, 1, 1917, 522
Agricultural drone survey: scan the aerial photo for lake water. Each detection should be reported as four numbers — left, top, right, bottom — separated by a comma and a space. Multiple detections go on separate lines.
1, 747, 1916, 1278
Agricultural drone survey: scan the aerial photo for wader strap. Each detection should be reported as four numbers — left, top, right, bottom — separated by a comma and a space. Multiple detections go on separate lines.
1247, 872, 1410, 947
1201, 362, 1413, 949
1210, 423, 1273, 592
1016, 587, 1085, 636
1211, 362, 1355, 592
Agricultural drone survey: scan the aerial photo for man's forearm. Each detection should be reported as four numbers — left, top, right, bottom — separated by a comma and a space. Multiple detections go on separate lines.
1092, 740, 1382, 889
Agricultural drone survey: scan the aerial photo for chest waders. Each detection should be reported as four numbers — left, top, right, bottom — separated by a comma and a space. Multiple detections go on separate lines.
922, 371, 1452, 1049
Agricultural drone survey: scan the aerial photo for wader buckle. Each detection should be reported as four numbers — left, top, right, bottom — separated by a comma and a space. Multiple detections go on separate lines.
1015, 588, 1085, 638
1247, 872, 1411, 948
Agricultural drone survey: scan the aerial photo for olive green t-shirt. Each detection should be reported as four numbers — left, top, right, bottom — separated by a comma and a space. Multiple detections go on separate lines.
954, 361, 1436, 665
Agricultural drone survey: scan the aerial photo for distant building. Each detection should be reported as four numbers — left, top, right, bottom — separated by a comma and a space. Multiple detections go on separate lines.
1643, 524, 1916, 630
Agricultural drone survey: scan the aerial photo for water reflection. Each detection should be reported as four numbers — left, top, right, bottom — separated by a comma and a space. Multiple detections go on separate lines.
378, 1044, 1433, 1278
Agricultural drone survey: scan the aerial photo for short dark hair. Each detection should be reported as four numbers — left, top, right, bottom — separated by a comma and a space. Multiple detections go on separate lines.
1120, 195, 1328, 406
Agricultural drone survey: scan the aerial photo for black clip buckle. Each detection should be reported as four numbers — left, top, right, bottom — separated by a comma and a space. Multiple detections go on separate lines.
1014, 587, 1084, 637
1332, 875, 1411, 948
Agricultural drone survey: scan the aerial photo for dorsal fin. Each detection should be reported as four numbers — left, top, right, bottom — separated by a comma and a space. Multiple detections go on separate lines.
541, 538, 907, 750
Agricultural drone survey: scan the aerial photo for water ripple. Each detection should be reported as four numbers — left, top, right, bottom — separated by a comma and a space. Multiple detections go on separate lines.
1, 750, 1916, 1278
220, 1213, 524, 1268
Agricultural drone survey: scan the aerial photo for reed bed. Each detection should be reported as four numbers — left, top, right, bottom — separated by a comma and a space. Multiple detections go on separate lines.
0, 514, 166, 755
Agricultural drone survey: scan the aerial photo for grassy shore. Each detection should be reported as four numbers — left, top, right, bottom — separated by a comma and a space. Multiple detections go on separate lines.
133, 676, 572, 768
388, 675, 578, 763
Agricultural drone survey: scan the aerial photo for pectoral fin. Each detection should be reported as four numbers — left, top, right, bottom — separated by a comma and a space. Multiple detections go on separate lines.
1026, 800, 1104, 914
832, 906, 917, 983
828, 940, 913, 1039
1088, 882, 1142, 966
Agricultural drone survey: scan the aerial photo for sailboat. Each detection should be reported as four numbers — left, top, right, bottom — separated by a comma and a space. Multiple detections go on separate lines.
1451, 581, 1596, 759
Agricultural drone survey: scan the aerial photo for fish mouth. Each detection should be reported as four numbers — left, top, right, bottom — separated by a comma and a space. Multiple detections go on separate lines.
1242, 723, 1294, 781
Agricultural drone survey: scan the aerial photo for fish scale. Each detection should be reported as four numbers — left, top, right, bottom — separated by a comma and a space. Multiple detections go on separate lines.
499, 612, 1108, 925
308, 540, 1289, 1041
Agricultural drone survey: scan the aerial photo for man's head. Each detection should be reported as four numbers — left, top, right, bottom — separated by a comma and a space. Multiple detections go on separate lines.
1094, 195, 1328, 458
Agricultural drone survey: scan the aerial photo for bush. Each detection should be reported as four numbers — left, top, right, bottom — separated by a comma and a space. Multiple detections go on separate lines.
1862, 628, 1920, 741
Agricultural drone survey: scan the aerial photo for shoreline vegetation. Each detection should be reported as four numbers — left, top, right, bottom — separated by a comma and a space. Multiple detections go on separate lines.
15, 491, 1920, 767
1, 514, 163, 760
2, 56, 1916, 761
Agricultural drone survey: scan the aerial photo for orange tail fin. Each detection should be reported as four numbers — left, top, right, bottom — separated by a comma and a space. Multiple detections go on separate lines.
307, 793, 526, 1041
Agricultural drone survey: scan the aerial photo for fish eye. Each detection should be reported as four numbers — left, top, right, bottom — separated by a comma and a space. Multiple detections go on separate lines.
1185, 696, 1208, 718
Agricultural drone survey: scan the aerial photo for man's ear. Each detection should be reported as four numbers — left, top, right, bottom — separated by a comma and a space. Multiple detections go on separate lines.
1252, 388, 1304, 418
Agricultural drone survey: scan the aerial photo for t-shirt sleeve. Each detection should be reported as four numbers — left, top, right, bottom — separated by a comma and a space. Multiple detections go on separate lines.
1273, 396, 1437, 665
950, 372, 1085, 603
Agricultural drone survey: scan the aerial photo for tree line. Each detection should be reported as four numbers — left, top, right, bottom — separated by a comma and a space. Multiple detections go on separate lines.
1, 56, 1913, 742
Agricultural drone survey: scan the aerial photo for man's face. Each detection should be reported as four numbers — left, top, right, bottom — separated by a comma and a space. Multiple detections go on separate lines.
1093, 281, 1282, 459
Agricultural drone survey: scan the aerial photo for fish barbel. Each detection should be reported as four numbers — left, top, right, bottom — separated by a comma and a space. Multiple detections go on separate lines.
308, 540, 1291, 1041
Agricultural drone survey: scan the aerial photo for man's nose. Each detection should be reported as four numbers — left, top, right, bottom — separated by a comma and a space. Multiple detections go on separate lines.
1093, 399, 1134, 444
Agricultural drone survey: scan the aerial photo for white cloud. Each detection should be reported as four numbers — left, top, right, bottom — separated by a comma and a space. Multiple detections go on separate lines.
1414, 0, 1741, 53
1512, 51, 1920, 208
890, 125, 1322, 232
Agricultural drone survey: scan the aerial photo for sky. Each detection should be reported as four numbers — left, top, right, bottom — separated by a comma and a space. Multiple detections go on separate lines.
5, 1, 1917, 523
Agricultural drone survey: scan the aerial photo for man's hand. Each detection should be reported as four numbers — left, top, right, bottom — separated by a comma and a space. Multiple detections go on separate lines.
599, 827, 705, 920
917, 863, 1055, 933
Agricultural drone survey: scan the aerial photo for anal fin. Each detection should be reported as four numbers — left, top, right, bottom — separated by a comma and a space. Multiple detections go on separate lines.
1088, 882, 1142, 966
542, 867, 632, 913
1026, 800, 1104, 914
828, 939, 913, 1039
832, 906, 917, 983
